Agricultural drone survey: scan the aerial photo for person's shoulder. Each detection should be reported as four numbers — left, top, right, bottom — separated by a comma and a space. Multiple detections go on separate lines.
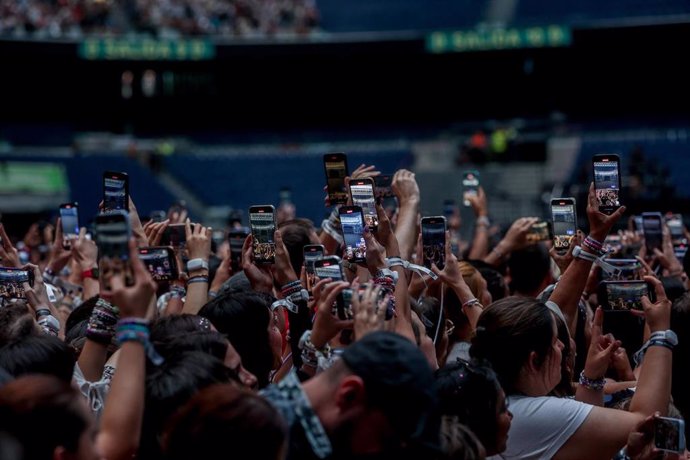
508, 395, 592, 414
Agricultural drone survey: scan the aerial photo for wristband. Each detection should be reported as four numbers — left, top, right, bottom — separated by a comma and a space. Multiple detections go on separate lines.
280, 280, 303, 298
116, 318, 164, 365
208, 290, 218, 298
385, 257, 438, 280
462, 298, 481, 309
578, 370, 605, 391
476, 216, 490, 227
186, 258, 209, 273
187, 276, 209, 285
271, 298, 298, 314
169, 286, 186, 299
86, 298, 120, 345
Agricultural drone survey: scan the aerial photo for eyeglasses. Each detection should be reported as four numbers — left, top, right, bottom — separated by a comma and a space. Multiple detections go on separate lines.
444, 318, 455, 336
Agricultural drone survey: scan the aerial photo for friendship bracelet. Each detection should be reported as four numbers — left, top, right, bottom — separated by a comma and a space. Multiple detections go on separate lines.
578, 370, 605, 391
187, 276, 209, 285
462, 298, 481, 309
86, 299, 120, 345
116, 319, 164, 365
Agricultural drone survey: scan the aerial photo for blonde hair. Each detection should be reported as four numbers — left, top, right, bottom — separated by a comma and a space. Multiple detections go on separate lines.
458, 261, 483, 299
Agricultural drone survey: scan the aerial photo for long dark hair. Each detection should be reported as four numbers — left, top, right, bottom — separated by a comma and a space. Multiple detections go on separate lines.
470, 297, 555, 395
435, 359, 502, 453
199, 288, 275, 388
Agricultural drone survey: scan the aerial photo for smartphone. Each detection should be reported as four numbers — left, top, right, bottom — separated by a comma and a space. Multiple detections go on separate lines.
654, 416, 686, 453
374, 174, 394, 200
592, 154, 621, 215
59, 202, 80, 247
304, 244, 325, 294
665, 213, 688, 258
228, 227, 250, 273
323, 153, 349, 206
160, 223, 192, 249
138, 246, 178, 282
421, 216, 446, 270
550, 198, 577, 251
339, 206, 366, 263
443, 199, 457, 218
600, 258, 642, 281
462, 171, 480, 207
313, 255, 345, 282
313, 256, 349, 319
527, 220, 552, 244
94, 211, 131, 260
249, 205, 276, 265
102, 171, 129, 213
604, 234, 623, 254
641, 212, 663, 253
0, 267, 34, 299
349, 178, 379, 230
598, 280, 653, 311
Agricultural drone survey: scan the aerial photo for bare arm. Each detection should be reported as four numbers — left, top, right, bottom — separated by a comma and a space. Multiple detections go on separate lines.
391, 169, 420, 261
181, 221, 211, 315
554, 277, 672, 460
97, 238, 157, 460
467, 187, 490, 260
550, 183, 625, 336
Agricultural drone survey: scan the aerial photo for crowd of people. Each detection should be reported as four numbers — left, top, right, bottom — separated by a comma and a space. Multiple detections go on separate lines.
0, 0, 320, 39
0, 162, 688, 460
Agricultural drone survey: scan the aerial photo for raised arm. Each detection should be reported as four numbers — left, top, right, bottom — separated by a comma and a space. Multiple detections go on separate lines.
181, 220, 212, 315
550, 183, 625, 335
391, 169, 420, 261
98, 238, 157, 460
555, 277, 673, 460
467, 187, 491, 260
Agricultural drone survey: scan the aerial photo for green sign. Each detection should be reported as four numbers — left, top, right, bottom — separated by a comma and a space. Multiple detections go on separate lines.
79, 38, 215, 61
0, 162, 68, 195
426, 25, 571, 53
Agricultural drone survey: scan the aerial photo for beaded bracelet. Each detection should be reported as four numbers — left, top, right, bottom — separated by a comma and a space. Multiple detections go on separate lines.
86, 299, 120, 345
116, 318, 164, 365
281, 280, 303, 298
578, 370, 605, 391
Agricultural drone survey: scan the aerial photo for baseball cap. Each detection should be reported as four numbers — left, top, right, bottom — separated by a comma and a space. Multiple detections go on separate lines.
340, 331, 438, 446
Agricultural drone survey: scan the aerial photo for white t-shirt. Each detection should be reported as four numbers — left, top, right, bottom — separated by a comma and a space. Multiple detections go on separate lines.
488, 395, 593, 460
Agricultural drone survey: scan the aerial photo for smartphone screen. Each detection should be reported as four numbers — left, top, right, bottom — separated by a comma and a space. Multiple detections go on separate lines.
349, 178, 379, 230
59, 203, 80, 241
103, 171, 129, 213
314, 256, 344, 282
138, 247, 177, 282
527, 221, 551, 244
249, 205, 276, 264
592, 155, 621, 215
0, 267, 33, 299
654, 417, 686, 453
599, 281, 651, 311
228, 227, 250, 272
462, 171, 480, 207
339, 206, 366, 263
422, 216, 446, 270
304, 244, 325, 293
324, 153, 349, 206
374, 174, 394, 200
665, 214, 687, 258
642, 212, 663, 253
95, 211, 131, 260
600, 259, 642, 281
551, 198, 576, 250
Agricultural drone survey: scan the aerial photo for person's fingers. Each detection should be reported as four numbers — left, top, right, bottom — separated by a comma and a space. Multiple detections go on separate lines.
608, 205, 627, 222
320, 281, 349, 313
653, 248, 664, 259
592, 306, 604, 339
0, 224, 11, 250
311, 277, 332, 304
184, 218, 192, 238
153, 221, 168, 246
588, 182, 597, 209
128, 238, 149, 281
644, 275, 667, 302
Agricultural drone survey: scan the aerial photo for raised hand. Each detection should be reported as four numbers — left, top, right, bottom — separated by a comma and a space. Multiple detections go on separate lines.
637, 276, 671, 333
582, 307, 621, 381
310, 280, 353, 348
185, 219, 211, 262
352, 281, 387, 340
587, 182, 626, 242
271, 229, 298, 287
0, 224, 21, 268
241, 234, 273, 293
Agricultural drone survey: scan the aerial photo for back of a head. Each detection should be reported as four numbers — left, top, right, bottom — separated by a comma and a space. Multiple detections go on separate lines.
440, 419, 487, 460
162, 383, 287, 460
507, 243, 551, 295
435, 359, 501, 452
0, 375, 88, 459
340, 331, 436, 441
278, 218, 315, 274
470, 297, 554, 394
142, 351, 235, 459
0, 334, 75, 383
0, 303, 38, 347
469, 261, 508, 302
150, 314, 213, 344
199, 288, 274, 387
154, 330, 228, 363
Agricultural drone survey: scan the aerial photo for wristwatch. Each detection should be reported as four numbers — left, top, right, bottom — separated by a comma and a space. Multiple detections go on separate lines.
186, 258, 209, 272
81, 267, 99, 280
